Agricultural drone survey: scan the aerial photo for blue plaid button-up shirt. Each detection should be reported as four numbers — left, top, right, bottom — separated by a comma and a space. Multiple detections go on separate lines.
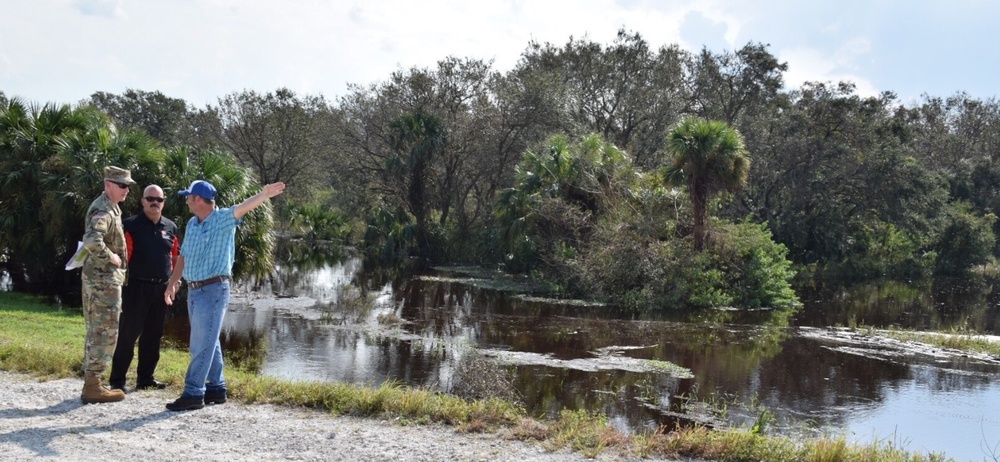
180, 207, 241, 282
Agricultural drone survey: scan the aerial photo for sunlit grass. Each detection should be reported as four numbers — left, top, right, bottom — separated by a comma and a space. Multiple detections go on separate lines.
230, 374, 522, 428
634, 427, 949, 462
0, 292, 191, 379
645, 358, 690, 374
0, 292, 99, 378
544, 409, 627, 457
881, 327, 1000, 357
0, 291, 956, 461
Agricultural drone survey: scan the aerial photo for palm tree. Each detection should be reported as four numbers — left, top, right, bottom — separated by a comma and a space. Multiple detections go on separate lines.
42, 107, 165, 266
495, 133, 635, 269
0, 99, 90, 294
0, 98, 277, 301
387, 108, 447, 260
664, 117, 750, 251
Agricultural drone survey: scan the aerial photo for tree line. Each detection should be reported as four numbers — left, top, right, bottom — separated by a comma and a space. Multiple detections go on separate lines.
2, 29, 997, 310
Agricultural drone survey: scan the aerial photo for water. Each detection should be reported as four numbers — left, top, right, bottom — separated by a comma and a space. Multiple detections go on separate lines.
163, 248, 1000, 461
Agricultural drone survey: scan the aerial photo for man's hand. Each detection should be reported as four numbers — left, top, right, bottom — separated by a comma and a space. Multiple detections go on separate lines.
164, 284, 176, 306
234, 182, 287, 220
263, 182, 286, 199
110, 253, 122, 268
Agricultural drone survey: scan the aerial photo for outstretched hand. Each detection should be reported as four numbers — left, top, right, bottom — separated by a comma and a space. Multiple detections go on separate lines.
263, 182, 286, 199
234, 182, 288, 220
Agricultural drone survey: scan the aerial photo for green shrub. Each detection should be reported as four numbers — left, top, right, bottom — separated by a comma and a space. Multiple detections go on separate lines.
931, 202, 996, 275
713, 221, 799, 308
565, 219, 797, 310
833, 220, 933, 280
362, 205, 416, 265
287, 201, 352, 242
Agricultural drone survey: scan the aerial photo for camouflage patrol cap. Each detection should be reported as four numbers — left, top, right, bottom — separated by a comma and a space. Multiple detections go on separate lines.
103, 166, 136, 185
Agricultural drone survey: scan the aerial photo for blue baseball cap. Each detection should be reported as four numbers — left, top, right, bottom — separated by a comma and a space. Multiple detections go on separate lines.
177, 180, 217, 200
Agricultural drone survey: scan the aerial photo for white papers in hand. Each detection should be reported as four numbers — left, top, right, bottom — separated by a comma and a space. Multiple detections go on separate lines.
65, 241, 88, 270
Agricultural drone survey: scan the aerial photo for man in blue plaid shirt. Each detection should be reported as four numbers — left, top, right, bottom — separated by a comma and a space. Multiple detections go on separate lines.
162, 179, 285, 411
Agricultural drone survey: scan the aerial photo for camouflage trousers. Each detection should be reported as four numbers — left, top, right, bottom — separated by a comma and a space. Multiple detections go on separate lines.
81, 275, 122, 379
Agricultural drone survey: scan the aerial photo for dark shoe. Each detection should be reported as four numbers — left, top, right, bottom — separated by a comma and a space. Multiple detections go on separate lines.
135, 380, 168, 391
165, 395, 204, 411
109, 382, 128, 394
205, 389, 227, 405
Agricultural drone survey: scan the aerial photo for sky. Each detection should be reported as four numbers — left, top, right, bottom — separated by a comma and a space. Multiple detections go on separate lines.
1, 0, 998, 108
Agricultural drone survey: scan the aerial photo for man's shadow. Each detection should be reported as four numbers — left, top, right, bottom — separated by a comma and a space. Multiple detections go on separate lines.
0, 398, 80, 419
0, 399, 176, 458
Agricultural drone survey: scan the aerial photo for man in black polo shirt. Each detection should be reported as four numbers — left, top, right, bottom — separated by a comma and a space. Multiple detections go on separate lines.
109, 184, 180, 392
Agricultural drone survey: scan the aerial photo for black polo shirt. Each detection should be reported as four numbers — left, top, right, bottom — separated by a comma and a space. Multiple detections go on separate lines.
124, 213, 179, 281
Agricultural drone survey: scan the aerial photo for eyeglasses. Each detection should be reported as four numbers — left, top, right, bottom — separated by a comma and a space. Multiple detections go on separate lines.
144, 196, 165, 203
108, 180, 130, 189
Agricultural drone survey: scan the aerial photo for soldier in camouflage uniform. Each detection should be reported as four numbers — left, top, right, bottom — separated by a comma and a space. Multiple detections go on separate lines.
80, 166, 135, 404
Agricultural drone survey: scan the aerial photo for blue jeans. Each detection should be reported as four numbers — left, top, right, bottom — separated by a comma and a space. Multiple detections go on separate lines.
182, 279, 229, 398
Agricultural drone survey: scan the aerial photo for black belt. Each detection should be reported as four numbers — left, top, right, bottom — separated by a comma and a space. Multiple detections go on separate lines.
188, 275, 229, 289
130, 276, 168, 284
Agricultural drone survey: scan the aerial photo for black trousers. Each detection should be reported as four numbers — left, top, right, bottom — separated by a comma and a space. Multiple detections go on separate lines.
109, 279, 169, 385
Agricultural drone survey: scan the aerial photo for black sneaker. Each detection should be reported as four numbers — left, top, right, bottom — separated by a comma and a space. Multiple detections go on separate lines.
135, 380, 168, 391
166, 395, 205, 411
205, 390, 227, 405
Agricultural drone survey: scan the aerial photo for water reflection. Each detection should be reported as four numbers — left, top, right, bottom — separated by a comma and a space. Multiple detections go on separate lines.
163, 241, 1000, 461
793, 278, 1000, 332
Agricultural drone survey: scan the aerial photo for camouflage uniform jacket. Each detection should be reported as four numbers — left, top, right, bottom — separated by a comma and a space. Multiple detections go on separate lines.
82, 192, 128, 285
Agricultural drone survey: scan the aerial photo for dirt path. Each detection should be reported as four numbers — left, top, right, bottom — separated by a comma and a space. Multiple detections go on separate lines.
0, 371, 672, 462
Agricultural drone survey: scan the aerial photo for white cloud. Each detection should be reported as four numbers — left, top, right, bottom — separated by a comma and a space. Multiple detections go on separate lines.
779, 40, 879, 97
680, 0, 745, 48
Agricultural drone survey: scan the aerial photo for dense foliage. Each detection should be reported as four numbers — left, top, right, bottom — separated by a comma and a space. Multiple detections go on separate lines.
4, 29, 998, 309
495, 133, 795, 309
0, 98, 277, 303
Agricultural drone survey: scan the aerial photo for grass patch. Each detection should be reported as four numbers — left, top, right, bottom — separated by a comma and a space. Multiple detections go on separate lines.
638, 427, 949, 462
0, 292, 191, 380
0, 292, 85, 378
645, 358, 690, 374
880, 327, 1000, 357
0, 291, 956, 461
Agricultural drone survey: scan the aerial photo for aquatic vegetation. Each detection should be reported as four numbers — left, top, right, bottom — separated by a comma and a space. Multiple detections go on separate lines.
479, 347, 694, 377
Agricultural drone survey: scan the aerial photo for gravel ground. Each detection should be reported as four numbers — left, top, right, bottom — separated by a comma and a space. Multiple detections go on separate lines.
0, 371, 676, 462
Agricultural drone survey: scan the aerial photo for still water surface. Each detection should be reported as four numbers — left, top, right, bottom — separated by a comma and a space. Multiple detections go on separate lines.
165, 248, 1000, 461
